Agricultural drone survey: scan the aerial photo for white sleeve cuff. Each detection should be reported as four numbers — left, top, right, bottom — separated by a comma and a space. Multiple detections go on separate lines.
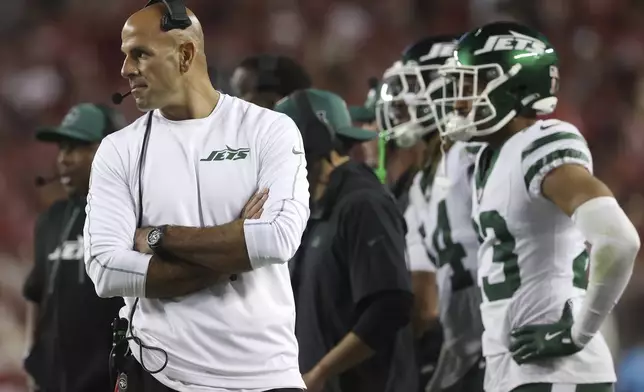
244, 219, 296, 269
243, 220, 265, 269
85, 250, 152, 298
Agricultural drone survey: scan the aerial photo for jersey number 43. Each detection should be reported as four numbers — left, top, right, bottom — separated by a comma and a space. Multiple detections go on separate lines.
475, 210, 589, 302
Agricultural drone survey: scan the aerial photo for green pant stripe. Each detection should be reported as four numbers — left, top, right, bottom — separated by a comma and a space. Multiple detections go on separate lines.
523, 148, 590, 189
522, 132, 587, 160
511, 383, 613, 392
512, 383, 553, 392
575, 383, 613, 392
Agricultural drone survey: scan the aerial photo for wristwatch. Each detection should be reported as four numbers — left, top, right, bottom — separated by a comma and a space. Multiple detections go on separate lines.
147, 225, 168, 251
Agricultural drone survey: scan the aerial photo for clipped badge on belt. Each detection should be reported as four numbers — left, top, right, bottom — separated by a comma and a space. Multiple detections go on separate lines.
116, 372, 128, 392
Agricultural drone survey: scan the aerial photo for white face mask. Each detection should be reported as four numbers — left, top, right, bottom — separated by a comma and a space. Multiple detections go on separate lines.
441, 112, 476, 142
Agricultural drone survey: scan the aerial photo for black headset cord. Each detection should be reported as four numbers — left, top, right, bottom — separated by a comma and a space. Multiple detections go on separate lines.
109, 111, 168, 382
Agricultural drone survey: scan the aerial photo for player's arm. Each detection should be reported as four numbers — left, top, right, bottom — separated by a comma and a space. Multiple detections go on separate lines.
411, 272, 439, 338
157, 115, 310, 273
84, 138, 227, 299
306, 193, 413, 381
404, 178, 439, 338
520, 125, 639, 349
542, 164, 639, 346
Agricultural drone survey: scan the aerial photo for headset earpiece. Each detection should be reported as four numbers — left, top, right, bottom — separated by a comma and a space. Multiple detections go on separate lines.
144, 0, 192, 32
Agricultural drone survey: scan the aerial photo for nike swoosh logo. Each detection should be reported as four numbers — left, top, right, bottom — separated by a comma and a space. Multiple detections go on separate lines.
544, 331, 563, 341
292, 147, 304, 155
540, 120, 560, 130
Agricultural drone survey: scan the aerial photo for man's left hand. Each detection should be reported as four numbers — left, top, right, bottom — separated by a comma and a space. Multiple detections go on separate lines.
509, 300, 583, 365
302, 366, 327, 392
134, 227, 154, 254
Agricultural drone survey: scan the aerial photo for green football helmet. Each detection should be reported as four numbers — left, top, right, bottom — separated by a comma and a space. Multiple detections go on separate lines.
433, 21, 560, 141
376, 35, 459, 148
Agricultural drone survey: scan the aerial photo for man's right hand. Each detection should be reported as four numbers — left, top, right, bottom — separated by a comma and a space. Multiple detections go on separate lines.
509, 300, 582, 364
241, 188, 269, 219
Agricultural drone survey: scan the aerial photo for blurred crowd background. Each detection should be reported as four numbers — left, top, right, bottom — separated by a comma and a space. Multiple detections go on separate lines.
1, 0, 644, 390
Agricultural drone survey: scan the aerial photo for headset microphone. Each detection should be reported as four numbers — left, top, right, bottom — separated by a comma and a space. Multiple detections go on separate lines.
112, 91, 132, 105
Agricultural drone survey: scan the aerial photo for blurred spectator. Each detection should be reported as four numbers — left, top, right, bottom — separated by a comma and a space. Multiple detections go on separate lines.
22, 104, 125, 392
230, 54, 312, 108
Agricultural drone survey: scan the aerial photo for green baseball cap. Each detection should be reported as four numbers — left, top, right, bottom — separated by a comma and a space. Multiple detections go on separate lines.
36, 103, 114, 143
349, 77, 380, 123
274, 88, 376, 142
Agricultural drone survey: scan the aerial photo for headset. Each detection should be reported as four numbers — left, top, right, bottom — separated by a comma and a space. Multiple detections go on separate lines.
145, 0, 192, 31
112, 0, 192, 104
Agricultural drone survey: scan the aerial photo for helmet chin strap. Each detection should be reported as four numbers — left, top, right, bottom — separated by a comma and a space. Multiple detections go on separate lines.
432, 136, 452, 190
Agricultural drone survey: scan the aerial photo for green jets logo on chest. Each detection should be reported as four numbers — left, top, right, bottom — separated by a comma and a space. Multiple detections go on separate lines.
200, 146, 250, 162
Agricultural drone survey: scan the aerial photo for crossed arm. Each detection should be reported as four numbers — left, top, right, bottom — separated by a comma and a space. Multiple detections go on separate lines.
137, 191, 267, 298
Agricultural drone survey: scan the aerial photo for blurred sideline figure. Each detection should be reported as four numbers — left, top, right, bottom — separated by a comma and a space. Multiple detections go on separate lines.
23, 103, 126, 392
377, 35, 486, 392
279, 88, 417, 392
230, 54, 312, 109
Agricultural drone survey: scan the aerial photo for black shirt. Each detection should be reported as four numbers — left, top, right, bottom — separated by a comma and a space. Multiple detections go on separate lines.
291, 161, 416, 392
23, 196, 123, 392
389, 167, 416, 213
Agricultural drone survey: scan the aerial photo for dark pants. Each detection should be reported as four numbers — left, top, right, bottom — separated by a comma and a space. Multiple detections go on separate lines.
511, 383, 614, 392
117, 355, 303, 392
441, 355, 485, 392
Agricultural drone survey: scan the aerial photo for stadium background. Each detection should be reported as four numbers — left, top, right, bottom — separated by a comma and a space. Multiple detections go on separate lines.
1, 0, 644, 390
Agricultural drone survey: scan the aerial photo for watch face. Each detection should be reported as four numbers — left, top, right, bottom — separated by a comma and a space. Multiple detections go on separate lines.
147, 229, 161, 246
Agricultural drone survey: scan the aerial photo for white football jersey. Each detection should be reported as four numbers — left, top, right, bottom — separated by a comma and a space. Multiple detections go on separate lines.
471, 119, 615, 392
405, 142, 484, 388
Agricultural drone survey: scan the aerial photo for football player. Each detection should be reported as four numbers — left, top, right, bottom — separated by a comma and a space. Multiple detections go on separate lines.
377, 35, 486, 392
433, 21, 640, 392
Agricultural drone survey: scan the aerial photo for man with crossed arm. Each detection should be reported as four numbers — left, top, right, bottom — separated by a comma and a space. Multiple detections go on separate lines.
84, 2, 309, 392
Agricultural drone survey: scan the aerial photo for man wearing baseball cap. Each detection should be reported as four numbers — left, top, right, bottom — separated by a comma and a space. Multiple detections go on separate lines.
276, 89, 416, 392
23, 103, 126, 392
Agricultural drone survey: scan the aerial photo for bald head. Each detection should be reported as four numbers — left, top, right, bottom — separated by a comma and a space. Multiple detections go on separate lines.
124, 3, 205, 54
120, 3, 212, 112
